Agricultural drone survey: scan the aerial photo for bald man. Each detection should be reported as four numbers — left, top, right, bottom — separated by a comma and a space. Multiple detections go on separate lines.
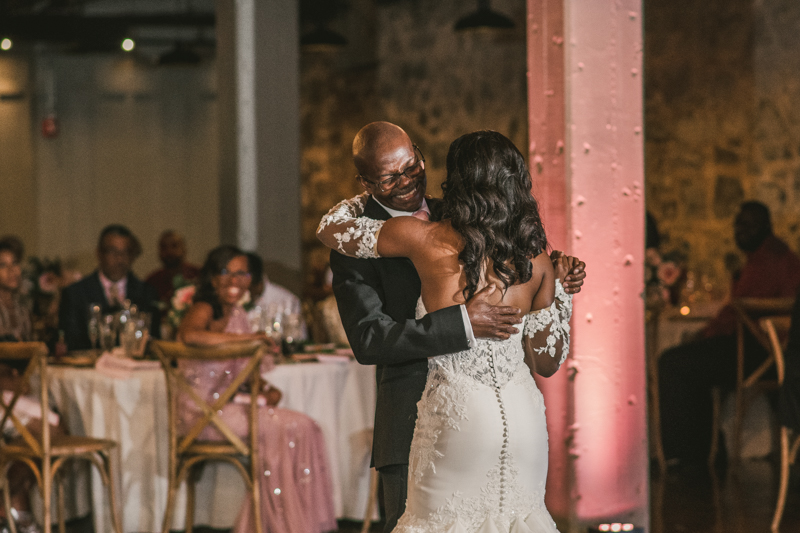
145, 230, 200, 305
329, 122, 586, 531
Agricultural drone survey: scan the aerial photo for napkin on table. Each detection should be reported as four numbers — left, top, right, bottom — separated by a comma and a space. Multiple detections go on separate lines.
95, 349, 161, 380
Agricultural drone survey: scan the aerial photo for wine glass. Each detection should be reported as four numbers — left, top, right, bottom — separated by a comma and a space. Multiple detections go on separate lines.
282, 313, 304, 355
88, 304, 101, 350
100, 314, 116, 353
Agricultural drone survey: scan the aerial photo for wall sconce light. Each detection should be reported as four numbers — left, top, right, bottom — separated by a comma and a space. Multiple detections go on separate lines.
454, 0, 514, 32
1, 38, 12, 51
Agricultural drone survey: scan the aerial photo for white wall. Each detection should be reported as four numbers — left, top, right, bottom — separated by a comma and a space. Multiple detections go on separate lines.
25, 53, 219, 276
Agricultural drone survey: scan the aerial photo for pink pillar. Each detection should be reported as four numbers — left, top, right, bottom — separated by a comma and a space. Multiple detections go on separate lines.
528, 0, 648, 528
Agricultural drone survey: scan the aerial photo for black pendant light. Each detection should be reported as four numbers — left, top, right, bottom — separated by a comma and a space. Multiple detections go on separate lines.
454, 0, 515, 32
300, 23, 348, 51
158, 41, 201, 65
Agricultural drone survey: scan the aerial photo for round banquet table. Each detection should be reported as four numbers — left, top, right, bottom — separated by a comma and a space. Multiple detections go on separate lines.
47, 357, 376, 533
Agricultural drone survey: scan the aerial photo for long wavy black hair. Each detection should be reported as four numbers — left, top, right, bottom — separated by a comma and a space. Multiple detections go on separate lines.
440, 130, 547, 301
193, 244, 247, 320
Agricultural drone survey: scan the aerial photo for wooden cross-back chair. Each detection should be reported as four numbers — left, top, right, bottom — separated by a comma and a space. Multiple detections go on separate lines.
760, 316, 799, 532
0, 342, 122, 533
728, 298, 794, 462
151, 340, 266, 533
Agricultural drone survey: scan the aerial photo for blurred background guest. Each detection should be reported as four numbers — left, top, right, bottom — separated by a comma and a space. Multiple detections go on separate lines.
659, 201, 800, 465
0, 237, 31, 342
58, 224, 160, 350
246, 252, 307, 342
316, 267, 349, 347
145, 230, 200, 306
177, 245, 335, 533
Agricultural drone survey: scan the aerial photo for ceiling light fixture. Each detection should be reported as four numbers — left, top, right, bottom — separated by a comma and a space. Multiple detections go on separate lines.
300, 24, 347, 51
454, 0, 515, 32
158, 42, 201, 65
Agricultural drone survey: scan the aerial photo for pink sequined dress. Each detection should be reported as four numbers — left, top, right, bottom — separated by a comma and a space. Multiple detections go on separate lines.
178, 306, 336, 533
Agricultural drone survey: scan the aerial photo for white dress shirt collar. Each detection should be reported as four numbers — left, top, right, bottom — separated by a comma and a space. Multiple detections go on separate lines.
373, 197, 430, 219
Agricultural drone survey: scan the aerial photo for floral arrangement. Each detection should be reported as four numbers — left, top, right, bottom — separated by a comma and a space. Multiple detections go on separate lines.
645, 248, 686, 308
22, 256, 82, 342
167, 281, 196, 330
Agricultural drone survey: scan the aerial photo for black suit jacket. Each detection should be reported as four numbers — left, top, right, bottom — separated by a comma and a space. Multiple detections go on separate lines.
58, 271, 161, 350
330, 196, 469, 469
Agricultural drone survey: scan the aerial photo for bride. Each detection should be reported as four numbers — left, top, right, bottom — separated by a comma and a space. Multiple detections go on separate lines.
316, 130, 572, 533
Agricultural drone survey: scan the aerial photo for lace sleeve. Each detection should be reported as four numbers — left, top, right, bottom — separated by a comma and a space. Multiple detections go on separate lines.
522, 280, 573, 373
317, 193, 384, 259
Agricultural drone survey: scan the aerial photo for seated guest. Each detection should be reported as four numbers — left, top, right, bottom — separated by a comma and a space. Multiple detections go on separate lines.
317, 267, 349, 346
246, 252, 307, 341
0, 240, 64, 533
659, 201, 800, 464
178, 245, 335, 533
59, 224, 160, 350
0, 238, 31, 342
145, 230, 201, 305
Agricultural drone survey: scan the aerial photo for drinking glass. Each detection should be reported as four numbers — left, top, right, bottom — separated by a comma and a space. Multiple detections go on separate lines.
88, 304, 102, 349
120, 321, 137, 357
249, 305, 264, 333
282, 313, 304, 354
100, 314, 116, 353
133, 312, 151, 356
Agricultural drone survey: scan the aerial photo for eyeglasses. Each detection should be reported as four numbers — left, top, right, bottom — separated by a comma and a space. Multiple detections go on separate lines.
359, 145, 425, 193
101, 247, 132, 259
219, 269, 252, 281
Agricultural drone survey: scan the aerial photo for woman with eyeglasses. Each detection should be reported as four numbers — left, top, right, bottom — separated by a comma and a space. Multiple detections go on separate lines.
177, 245, 336, 533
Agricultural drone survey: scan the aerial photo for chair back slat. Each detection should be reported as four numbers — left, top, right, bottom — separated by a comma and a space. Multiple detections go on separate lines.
151, 340, 264, 455
760, 316, 793, 385
0, 342, 49, 456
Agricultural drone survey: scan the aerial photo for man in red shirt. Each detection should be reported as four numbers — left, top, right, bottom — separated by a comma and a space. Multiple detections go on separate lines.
145, 230, 201, 306
659, 201, 800, 465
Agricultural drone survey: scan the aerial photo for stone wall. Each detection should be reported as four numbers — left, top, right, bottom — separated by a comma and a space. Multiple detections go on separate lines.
645, 0, 800, 293
300, 0, 529, 274
301, 0, 800, 294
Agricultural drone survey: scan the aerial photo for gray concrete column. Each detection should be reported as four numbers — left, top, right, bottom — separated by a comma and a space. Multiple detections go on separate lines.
216, 0, 301, 292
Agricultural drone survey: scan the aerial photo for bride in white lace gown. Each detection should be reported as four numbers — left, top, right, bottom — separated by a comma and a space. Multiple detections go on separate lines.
317, 131, 573, 533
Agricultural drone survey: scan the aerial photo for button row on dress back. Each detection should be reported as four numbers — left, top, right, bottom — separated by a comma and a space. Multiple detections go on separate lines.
487, 343, 509, 514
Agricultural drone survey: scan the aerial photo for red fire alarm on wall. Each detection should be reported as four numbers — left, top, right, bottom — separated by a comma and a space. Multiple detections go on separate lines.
41, 115, 58, 138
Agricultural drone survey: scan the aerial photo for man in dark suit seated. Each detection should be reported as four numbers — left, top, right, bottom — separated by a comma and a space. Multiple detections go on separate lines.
659, 201, 800, 465
59, 224, 160, 350
329, 122, 586, 532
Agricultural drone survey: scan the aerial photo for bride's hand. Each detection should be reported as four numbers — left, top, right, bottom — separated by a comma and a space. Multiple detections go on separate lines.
550, 251, 586, 293
552, 253, 571, 283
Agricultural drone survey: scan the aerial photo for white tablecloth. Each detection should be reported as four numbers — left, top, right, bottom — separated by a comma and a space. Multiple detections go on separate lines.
48, 359, 376, 532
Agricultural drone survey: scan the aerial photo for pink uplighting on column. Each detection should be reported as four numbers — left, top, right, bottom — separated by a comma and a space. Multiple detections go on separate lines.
528, 0, 648, 528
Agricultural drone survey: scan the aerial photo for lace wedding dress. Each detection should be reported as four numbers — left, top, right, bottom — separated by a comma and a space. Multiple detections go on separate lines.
318, 194, 572, 533
395, 294, 570, 533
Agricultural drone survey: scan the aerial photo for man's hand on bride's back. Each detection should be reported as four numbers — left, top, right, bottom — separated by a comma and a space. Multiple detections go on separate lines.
550, 250, 586, 294
465, 285, 522, 340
